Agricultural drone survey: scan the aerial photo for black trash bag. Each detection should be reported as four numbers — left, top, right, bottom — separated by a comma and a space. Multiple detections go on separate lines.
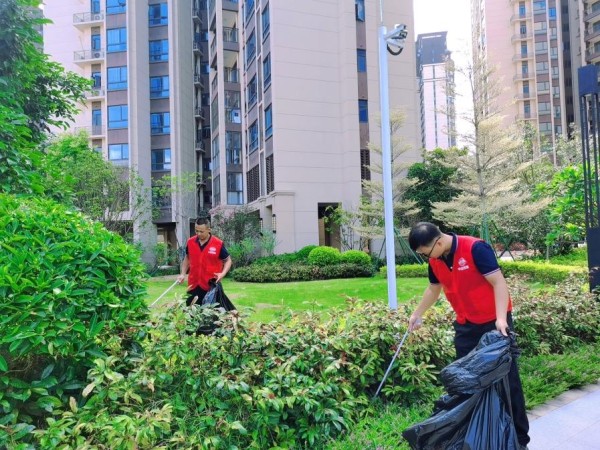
402, 330, 520, 450
194, 281, 236, 335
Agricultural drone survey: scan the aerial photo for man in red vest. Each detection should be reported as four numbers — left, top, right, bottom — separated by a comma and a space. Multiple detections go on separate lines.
177, 218, 232, 305
408, 222, 530, 450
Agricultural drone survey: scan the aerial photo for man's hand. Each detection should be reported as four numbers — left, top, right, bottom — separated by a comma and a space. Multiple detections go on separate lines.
409, 314, 423, 331
214, 272, 225, 283
176, 274, 185, 284
495, 318, 509, 336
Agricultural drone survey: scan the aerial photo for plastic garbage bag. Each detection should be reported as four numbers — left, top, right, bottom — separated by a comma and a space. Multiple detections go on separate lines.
192, 281, 236, 335
402, 331, 519, 450
202, 280, 236, 311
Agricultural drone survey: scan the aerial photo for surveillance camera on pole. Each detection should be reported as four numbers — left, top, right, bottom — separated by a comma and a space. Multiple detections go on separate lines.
378, 0, 408, 310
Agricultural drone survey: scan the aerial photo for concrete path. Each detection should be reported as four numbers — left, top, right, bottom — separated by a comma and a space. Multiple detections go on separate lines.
527, 380, 600, 450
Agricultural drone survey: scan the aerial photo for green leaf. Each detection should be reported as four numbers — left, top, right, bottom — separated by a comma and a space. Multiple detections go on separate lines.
0, 355, 7, 372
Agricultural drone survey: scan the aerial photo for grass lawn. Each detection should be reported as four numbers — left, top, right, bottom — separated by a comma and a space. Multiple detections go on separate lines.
145, 275, 430, 322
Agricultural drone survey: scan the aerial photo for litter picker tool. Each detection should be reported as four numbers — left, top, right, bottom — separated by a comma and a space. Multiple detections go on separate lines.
149, 280, 179, 308
374, 329, 410, 399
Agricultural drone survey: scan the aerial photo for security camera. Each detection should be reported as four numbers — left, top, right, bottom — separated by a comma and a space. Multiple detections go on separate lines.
385, 24, 408, 56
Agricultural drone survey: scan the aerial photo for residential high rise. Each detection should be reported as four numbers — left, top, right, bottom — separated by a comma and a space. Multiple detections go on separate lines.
43, 0, 421, 255
416, 31, 457, 150
471, 0, 576, 155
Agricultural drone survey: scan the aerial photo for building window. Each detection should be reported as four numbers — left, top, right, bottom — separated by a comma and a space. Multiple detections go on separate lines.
533, 1, 545, 12
360, 149, 370, 181
266, 154, 274, 193
519, 3, 526, 16
106, 0, 126, 15
108, 144, 129, 161
548, 7, 556, 17
227, 172, 243, 205
226, 131, 242, 164
355, 0, 365, 21
247, 75, 258, 107
213, 174, 221, 206
151, 112, 171, 134
246, 31, 256, 65
245, 0, 255, 22
151, 149, 171, 171
263, 54, 271, 87
357, 49, 367, 72
262, 4, 270, 37
106, 28, 127, 53
149, 40, 169, 62
200, 61, 210, 74
91, 71, 101, 88
150, 75, 169, 98
265, 105, 273, 138
358, 99, 368, 123
248, 120, 259, 152
107, 66, 127, 90
92, 108, 102, 134
91, 0, 101, 14
149, 3, 168, 26
247, 165, 260, 203
108, 105, 128, 129
91, 33, 101, 50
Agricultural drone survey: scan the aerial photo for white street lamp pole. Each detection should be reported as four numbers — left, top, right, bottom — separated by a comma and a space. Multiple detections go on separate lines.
377, 1, 407, 310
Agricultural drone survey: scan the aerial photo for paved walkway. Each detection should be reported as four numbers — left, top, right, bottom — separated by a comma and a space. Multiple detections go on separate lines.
527, 380, 600, 450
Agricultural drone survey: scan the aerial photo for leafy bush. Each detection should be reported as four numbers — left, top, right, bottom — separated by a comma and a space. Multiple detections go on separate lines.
380, 264, 428, 278
232, 263, 374, 283
297, 244, 318, 259
340, 250, 372, 267
34, 300, 455, 449
0, 194, 148, 446
308, 246, 342, 266
252, 245, 317, 266
499, 260, 585, 283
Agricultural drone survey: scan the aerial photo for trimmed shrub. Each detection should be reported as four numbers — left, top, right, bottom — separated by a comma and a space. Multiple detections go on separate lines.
252, 245, 318, 266
499, 260, 585, 283
340, 250, 372, 267
380, 264, 428, 278
296, 244, 318, 259
0, 194, 148, 444
308, 246, 341, 266
232, 262, 374, 283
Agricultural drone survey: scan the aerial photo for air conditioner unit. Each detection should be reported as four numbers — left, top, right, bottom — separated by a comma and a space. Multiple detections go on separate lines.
93, 14, 102, 21
93, 51, 101, 58
232, 109, 241, 123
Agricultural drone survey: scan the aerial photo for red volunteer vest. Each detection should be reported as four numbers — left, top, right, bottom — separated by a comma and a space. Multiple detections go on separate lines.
186, 235, 224, 291
429, 235, 512, 325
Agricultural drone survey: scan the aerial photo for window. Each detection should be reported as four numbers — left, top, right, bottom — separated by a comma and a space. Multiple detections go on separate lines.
227, 172, 243, 205
200, 61, 210, 74
535, 41, 548, 53
524, 101, 531, 115
538, 101, 551, 112
246, 31, 256, 65
533, 1, 545, 12
519, 23, 527, 35
355, 0, 365, 21
91, 71, 101, 88
226, 131, 242, 164
519, 3, 526, 16
107, 66, 127, 90
536, 61, 549, 73
247, 165, 260, 202
265, 105, 273, 138
523, 81, 530, 94
357, 49, 367, 72
151, 149, 171, 171
107, 0, 126, 14
150, 75, 169, 98
92, 108, 102, 129
107, 28, 127, 52
108, 105, 128, 129
358, 99, 368, 123
263, 54, 271, 87
108, 144, 129, 160
266, 154, 274, 193
91, 33, 101, 50
262, 4, 270, 37
213, 175, 221, 206
248, 120, 259, 152
247, 75, 258, 107
245, 0, 255, 22
537, 81, 550, 92
521, 61, 528, 75
91, 0, 100, 14
149, 3, 168, 26
520, 43, 527, 56
151, 112, 171, 134
548, 7, 556, 18
149, 40, 169, 62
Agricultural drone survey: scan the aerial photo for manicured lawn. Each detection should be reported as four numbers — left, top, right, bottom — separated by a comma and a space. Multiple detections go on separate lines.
146, 275, 430, 322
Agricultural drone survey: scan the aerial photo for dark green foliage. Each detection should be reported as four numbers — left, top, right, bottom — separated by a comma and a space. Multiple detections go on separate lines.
0, 194, 148, 444
340, 250, 372, 266
232, 263, 374, 283
499, 261, 585, 283
380, 264, 428, 278
308, 246, 342, 266
297, 244, 319, 259
0, 0, 89, 195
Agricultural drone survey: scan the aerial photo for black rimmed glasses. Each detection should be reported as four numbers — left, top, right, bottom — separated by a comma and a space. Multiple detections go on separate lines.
418, 236, 441, 259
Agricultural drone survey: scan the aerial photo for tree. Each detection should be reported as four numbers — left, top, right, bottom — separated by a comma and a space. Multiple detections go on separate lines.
0, 0, 89, 195
43, 133, 151, 240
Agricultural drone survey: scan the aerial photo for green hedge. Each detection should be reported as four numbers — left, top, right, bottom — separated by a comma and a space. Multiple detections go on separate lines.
340, 250, 372, 266
252, 245, 317, 266
308, 246, 342, 266
232, 262, 374, 282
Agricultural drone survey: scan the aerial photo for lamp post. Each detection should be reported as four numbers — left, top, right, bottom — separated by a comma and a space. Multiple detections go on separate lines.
377, 0, 408, 310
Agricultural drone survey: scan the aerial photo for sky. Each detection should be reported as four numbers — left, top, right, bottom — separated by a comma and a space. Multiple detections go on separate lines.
413, 0, 472, 147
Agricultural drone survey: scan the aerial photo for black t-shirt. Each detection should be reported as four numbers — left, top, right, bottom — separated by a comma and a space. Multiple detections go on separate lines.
186, 235, 230, 260
428, 234, 500, 284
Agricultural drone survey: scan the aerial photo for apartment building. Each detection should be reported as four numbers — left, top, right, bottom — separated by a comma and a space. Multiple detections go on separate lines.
471, 0, 576, 155
44, 0, 420, 255
416, 31, 457, 150
43, 0, 208, 255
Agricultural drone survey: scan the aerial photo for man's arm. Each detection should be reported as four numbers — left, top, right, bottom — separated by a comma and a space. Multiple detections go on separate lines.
409, 283, 443, 331
177, 254, 190, 284
214, 256, 232, 283
485, 270, 510, 336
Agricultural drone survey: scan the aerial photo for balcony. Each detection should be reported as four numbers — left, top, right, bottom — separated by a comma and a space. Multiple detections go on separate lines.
510, 13, 532, 22
193, 40, 203, 54
584, 9, 600, 22
511, 32, 532, 42
192, 7, 201, 21
515, 92, 532, 100
512, 52, 533, 61
586, 29, 600, 42
513, 72, 533, 81
223, 27, 238, 43
74, 125, 106, 137
194, 106, 204, 119
85, 87, 106, 99
515, 112, 535, 121
194, 73, 203, 86
73, 11, 104, 27
586, 49, 600, 62
225, 108, 242, 124
74, 49, 105, 64
195, 140, 205, 153
224, 67, 239, 83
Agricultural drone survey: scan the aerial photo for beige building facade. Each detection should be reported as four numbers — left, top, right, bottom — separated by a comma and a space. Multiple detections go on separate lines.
43, 0, 421, 255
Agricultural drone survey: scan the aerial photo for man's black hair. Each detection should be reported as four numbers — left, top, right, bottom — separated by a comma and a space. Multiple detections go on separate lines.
408, 222, 442, 250
195, 217, 211, 227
